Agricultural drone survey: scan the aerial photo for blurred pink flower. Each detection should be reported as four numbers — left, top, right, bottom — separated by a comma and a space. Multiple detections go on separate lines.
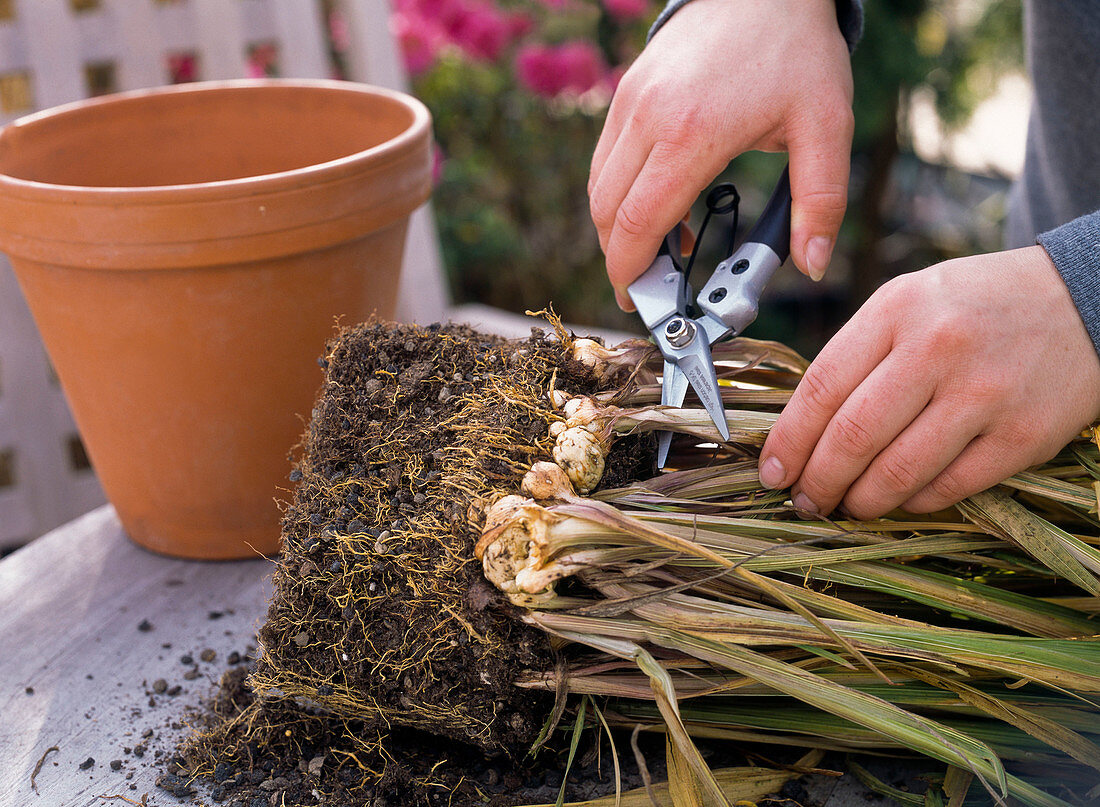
556, 41, 606, 94
416, 0, 471, 38
392, 10, 446, 75
600, 0, 650, 20
167, 52, 198, 84
508, 11, 535, 39
515, 45, 561, 97
449, 1, 514, 62
246, 42, 280, 79
515, 40, 607, 98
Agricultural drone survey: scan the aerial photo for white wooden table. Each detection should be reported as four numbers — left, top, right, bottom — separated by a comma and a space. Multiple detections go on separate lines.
0, 505, 272, 806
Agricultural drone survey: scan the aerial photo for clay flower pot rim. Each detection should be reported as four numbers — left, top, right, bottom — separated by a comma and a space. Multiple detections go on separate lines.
0, 78, 432, 203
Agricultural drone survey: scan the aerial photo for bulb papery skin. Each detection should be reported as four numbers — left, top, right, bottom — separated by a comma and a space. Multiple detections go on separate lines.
552, 426, 607, 495
570, 338, 610, 371
483, 494, 533, 532
562, 397, 606, 434
515, 562, 577, 594
480, 503, 555, 597
571, 337, 655, 384
522, 461, 579, 502
549, 387, 570, 410
505, 590, 559, 608
562, 397, 584, 421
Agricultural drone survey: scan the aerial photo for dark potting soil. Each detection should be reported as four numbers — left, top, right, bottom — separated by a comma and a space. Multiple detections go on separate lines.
169, 319, 663, 806
170, 657, 686, 807
171, 654, 838, 807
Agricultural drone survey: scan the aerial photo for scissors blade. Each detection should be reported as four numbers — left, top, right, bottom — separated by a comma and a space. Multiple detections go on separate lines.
672, 339, 730, 443
657, 360, 689, 467
661, 359, 689, 409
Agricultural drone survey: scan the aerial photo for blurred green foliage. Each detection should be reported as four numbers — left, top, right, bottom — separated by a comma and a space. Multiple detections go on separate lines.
408, 0, 650, 331
423, 56, 619, 327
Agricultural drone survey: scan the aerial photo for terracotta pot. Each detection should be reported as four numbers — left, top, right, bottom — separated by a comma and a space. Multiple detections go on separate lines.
0, 79, 433, 559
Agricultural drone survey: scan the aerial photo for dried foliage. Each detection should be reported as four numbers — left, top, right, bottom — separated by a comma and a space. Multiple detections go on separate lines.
183, 320, 1100, 807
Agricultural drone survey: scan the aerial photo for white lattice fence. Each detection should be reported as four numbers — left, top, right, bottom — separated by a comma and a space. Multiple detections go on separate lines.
0, 0, 447, 548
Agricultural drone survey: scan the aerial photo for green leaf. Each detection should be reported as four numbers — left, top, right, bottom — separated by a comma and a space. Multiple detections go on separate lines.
847, 758, 925, 807
960, 489, 1100, 596
555, 697, 589, 807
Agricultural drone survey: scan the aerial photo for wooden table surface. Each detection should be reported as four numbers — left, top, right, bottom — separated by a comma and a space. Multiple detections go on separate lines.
0, 505, 272, 806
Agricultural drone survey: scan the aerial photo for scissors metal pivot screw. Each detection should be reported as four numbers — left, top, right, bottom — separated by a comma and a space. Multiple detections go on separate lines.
628, 166, 793, 468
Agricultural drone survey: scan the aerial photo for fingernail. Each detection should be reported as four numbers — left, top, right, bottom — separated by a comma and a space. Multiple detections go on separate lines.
792, 492, 819, 516
614, 290, 635, 313
806, 236, 832, 282
758, 456, 785, 489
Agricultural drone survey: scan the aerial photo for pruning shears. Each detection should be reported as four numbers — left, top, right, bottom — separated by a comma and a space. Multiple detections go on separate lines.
628, 166, 792, 467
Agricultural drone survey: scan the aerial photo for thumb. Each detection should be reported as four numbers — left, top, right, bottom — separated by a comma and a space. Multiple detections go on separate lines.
785, 104, 853, 281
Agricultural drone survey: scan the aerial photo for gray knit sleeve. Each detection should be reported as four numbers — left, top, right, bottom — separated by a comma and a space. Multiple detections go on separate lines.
1037, 211, 1100, 356
647, 0, 864, 50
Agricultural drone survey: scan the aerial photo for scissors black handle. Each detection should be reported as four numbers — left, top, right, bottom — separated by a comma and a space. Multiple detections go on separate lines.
743, 165, 792, 264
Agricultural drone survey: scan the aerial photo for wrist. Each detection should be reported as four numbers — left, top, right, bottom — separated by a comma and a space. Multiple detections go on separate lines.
1037, 212, 1100, 360
648, 0, 861, 50
1020, 245, 1100, 395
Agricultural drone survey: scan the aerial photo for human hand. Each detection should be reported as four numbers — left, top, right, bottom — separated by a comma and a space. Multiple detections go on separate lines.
588, 0, 853, 310
758, 246, 1100, 519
